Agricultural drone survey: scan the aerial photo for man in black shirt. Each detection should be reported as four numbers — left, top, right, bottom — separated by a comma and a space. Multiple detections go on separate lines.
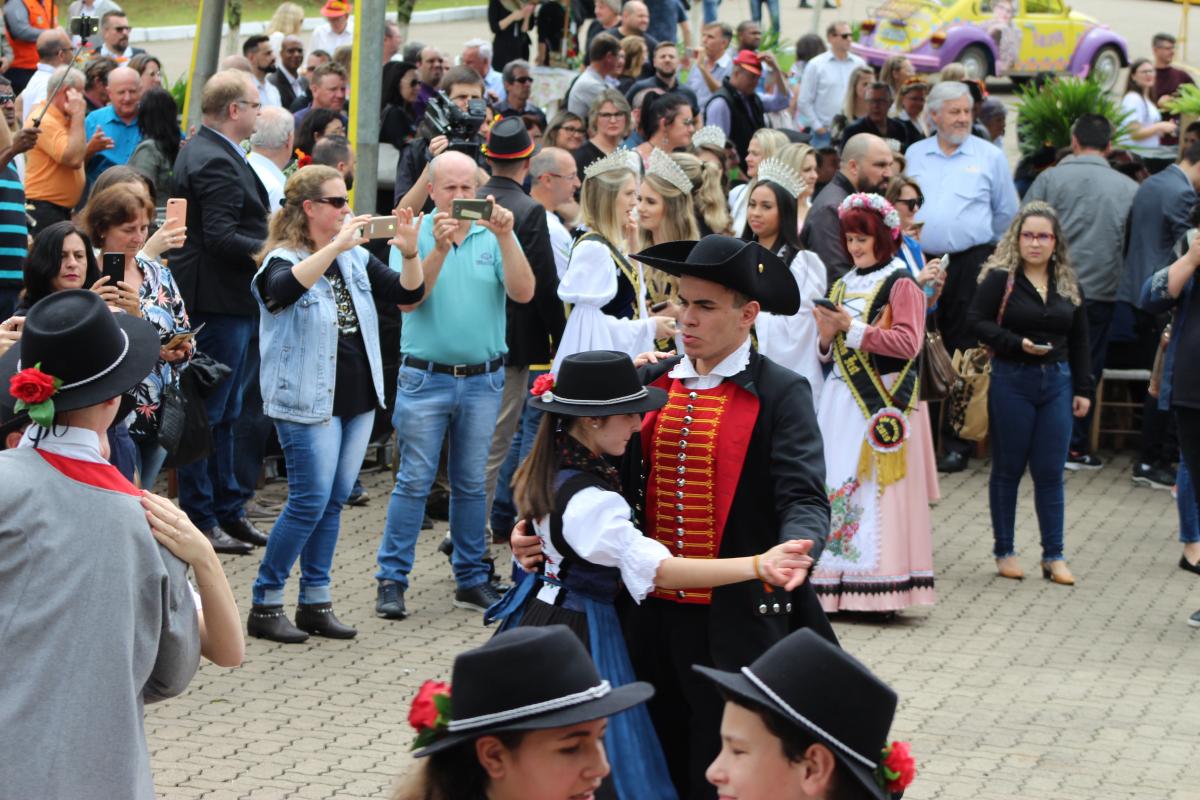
494, 59, 547, 131
604, 0, 657, 78
625, 40, 700, 115
841, 82, 908, 151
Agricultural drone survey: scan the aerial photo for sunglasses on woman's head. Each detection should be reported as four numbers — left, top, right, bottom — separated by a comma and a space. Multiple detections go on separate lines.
313, 196, 350, 208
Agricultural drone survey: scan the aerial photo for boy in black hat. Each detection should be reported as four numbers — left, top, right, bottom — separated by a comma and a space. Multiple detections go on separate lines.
0, 290, 201, 799
514, 235, 834, 798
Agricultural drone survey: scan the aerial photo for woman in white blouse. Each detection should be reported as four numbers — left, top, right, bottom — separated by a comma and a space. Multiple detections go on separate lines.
553, 150, 674, 373
1120, 58, 1177, 148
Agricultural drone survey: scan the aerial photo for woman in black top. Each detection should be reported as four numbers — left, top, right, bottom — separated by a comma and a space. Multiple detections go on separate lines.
968, 202, 1091, 586
489, 0, 534, 71
246, 166, 424, 644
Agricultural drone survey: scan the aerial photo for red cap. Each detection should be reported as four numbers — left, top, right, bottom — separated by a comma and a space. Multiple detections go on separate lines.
321, 0, 351, 18
732, 50, 763, 76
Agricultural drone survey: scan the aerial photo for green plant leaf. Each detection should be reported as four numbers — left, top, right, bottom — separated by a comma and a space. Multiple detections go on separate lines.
1015, 77, 1133, 156
433, 693, 451, 717
28, 398, 54, 429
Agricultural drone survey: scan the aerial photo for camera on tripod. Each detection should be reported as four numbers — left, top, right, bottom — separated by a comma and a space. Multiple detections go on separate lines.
420, 91, 488, 162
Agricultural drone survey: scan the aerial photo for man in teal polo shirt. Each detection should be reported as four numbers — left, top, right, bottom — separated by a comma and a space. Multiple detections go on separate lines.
83, 65, 142, 188
376, 150, 535, 620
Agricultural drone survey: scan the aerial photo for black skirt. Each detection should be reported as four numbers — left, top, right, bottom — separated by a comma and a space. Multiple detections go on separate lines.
518, 597, 590, 649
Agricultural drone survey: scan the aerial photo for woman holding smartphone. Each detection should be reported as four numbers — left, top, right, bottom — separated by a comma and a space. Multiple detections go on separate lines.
967, 203, 1091, 585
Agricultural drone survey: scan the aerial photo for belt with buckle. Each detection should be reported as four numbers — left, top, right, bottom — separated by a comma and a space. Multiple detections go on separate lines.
402, 355, 504, 377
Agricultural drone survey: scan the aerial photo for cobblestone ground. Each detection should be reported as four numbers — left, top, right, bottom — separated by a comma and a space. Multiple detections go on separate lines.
147, 451, 1200, 799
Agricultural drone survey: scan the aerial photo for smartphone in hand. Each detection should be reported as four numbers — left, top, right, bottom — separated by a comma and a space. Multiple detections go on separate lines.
102, 252, 124, 286
813, 297, 840, 312
165, 198, 187, 227
451, 198, 493, 221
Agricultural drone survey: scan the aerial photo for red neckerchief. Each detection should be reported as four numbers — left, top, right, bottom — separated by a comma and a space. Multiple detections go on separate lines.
35, 450, 141, 497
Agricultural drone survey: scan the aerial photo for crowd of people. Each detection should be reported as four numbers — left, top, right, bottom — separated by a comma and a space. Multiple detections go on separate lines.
0, 1, 1197, 798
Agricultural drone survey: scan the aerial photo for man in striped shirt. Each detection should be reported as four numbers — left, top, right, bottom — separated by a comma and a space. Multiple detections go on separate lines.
0, 74, 38, 318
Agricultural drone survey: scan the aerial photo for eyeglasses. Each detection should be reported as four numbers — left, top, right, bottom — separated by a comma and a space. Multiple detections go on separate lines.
544, 172, 577, 180
597, 111, 627, 121
894, 197, 923, 211
1020, 232, 1055, 244
236, 99, 262, 110
313, 196, 350, 208
405, 79, 420, 87
511, 76, 534, 84
0, 94, 14, 104
561, 125, 585, 135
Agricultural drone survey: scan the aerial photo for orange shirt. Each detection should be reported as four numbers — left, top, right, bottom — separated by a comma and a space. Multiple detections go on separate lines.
23, 103, 85, 208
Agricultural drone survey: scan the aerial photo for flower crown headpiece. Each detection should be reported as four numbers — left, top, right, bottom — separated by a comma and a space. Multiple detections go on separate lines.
755, 157, 805, 200
875, 741, 916, 795
583, 148, 635, 181
409, 679, 453, 750
646, 148, 693, 194
838, 193, 903, 240
691, 125, 726, 150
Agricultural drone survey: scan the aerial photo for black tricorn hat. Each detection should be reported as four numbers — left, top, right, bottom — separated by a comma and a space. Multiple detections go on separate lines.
633, 235, 801, 315
414, 625, 654, 757
0, 290, 162, 419
486, 116, 537, 160
528, 350, 667, 417
694, 629, 899, 800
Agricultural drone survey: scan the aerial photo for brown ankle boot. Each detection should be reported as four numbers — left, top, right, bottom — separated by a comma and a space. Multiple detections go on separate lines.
996, 556, 1024, 580
1041, 560, 1075, 586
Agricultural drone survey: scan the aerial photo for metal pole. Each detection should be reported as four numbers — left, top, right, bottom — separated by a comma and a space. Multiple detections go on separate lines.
183, 0, 228, 133
350, 0, 386, 214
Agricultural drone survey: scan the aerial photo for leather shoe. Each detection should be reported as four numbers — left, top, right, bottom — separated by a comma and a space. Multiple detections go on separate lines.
295, 603, 358, 638
220, 517, 269, 547
203, 527, 253, 555
937, 451, 968, 474
996, 556, 1024, 580
1180, 555, 1200, 576
248, 604, 309, 643
1041, 560, 1075, 586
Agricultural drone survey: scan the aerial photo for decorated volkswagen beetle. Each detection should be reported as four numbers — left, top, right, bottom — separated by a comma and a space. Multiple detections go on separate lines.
851, 0, 1128, 92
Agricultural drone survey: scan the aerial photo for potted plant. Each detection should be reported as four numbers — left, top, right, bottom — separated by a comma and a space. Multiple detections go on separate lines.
1163, 83, 1200, 155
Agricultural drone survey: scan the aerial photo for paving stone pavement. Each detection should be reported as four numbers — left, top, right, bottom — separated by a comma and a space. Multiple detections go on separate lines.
147, 451, 1200, 799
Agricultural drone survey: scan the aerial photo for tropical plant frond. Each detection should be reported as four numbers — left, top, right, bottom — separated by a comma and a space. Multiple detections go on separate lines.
1015, 77, 1133, 156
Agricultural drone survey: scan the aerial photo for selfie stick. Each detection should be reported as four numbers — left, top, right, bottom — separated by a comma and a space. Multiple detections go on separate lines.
33, 17, 94, 129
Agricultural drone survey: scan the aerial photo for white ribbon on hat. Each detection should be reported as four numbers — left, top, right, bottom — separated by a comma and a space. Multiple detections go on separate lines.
740, 667, 878, 769
541, 387, 649, 405
446, 680, 613, 732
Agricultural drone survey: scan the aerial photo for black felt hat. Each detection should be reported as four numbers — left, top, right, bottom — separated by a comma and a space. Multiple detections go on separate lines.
486, 116, 537, 160
632, 235, 801, 315
414, 626, 654, 757
0, 384, 27, 447
528, 350, 667, 417
0, 290, 162, 422
694, 629, 899, 800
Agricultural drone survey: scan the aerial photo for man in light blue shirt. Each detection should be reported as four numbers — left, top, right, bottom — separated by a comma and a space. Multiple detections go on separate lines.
376, 150, 535, 621
906, 79, 1018, 471
795, 21, 866, 149
83, 64, 141, 187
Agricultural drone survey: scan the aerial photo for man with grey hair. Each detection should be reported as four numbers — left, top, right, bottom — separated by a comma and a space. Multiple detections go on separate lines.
462, 39, 505, 103
587, 0, 620, 51
906, 79, 1017, 472
496, 59, 545, 130
248, 105, 294, 211
311, 133, 354, 190
529, 146, 579, 277
23, 66, 104, 231
801, 132, 895, 283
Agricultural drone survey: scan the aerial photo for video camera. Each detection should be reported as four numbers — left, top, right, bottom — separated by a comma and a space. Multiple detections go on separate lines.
420, 91, 488, 162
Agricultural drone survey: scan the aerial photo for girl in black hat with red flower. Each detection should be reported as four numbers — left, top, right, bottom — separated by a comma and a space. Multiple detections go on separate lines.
487, 349, 818, 800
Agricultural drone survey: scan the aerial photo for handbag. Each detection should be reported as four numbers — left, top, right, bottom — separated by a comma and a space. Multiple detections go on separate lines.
946, 272, 1015, 442
162, 352, 231, 469
920, 329, 957, 401
155, 378, 186, 456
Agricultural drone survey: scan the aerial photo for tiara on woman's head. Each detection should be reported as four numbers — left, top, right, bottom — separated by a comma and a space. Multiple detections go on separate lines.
691, 125, 726, 150
646, 148, 693, 194
583, 148, 635, 181
755, 157, 805, 200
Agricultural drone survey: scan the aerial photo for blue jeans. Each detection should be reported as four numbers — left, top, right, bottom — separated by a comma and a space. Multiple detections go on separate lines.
376, 363, 505, 589
136, 438, 168, 490
491, 369, 547, 535
252, 410, 374, 605
177, 313, 255, 531
987, 359, 1073, 560
0, 286, 19, 319
748, 0, 779, 31
234, 328, 274, 503
702, 0, 719, 22
1177, 460, 1199, 544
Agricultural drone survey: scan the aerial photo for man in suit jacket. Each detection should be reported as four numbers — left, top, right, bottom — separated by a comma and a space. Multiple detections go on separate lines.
169, 70, 271, 556
477, 118, 565, 535
801, 132, 895, 285
270, 35, 309, 111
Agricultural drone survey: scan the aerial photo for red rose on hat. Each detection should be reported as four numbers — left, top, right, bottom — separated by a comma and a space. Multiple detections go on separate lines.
879, 741, 916, 793
409, 680, 451, 733
9, 365, 58, 406
530, 373, 555, 397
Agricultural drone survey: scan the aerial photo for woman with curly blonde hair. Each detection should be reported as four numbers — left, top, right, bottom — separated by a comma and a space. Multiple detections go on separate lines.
671, 151, 730, 235
967, 202, 1091, 587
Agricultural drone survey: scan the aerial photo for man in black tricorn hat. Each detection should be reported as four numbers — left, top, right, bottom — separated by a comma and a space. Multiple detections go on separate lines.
514, 234, 834, 798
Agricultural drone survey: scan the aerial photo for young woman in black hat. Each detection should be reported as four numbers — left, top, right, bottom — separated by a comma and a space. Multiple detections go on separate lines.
488, 349, 817, 800
395, 625, 654, 800
695, 628, 916, 800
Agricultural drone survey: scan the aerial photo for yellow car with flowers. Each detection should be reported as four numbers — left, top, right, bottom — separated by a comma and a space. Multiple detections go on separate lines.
851, 0, 1129, 91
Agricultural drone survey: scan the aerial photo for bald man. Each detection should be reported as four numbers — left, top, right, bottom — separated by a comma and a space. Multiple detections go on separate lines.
17, 29, 73, 125
374, 150, 534, 621
84, 64, 144, 185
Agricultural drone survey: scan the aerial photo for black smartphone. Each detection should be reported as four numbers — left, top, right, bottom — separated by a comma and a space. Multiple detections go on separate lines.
69, 16, 99, 38
650, 300, 670, 313
102, 252, 124, 286
451, 198, 493, 221
813, 297, 840, 312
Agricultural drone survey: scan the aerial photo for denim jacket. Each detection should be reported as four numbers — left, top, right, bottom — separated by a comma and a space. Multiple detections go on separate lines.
251, 245, 385, 424
1139, 229, 1195, 410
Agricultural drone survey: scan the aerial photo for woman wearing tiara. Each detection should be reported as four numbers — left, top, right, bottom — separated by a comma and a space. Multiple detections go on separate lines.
741, 157, 827, 408
670, 151, 732, 236
691, 124, 733, 198
554, 149, 676, 373
636, 149, 699, 308
809, 193, 935, 616
727, 129, 789, 238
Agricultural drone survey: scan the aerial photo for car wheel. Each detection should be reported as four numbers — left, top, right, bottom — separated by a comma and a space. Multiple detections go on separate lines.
955, 45, 991, 81
1089, 46, 1122, 94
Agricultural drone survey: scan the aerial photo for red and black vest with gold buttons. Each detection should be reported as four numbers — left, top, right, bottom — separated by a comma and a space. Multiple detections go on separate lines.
641, 375, 759, 604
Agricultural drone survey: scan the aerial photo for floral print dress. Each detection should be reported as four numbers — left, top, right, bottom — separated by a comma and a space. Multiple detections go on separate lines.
128, 255, 190, 443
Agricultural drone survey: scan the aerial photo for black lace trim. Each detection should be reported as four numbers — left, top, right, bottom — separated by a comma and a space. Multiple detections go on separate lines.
814, 576, 935, 597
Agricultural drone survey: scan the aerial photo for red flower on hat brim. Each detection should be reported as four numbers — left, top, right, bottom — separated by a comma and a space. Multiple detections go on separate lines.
9, 363, 62, 429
